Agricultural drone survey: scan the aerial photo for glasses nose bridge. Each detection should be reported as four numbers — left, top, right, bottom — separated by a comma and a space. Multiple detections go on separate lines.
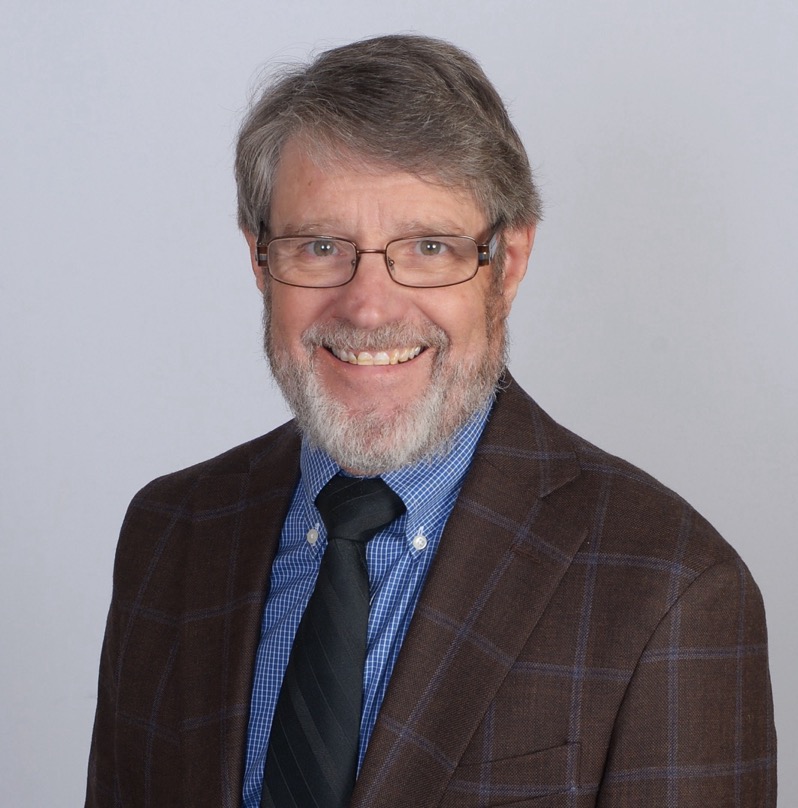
352, 246, 393, 278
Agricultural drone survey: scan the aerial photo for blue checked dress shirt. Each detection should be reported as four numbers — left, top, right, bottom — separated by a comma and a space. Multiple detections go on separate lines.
241, 407, 490, 807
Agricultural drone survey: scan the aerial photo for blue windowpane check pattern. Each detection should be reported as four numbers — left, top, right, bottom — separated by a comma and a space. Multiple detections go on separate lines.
241, 406, 491, 808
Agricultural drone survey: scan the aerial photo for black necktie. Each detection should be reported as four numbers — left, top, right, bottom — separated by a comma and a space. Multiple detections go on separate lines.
261, 475, 405, 808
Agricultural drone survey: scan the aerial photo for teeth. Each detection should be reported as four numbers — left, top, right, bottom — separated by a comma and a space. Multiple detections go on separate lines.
329, 346, 422, 365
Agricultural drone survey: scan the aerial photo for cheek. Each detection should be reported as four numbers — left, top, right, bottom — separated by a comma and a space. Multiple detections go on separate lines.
268, 289, 322, 353
433, 289, 495, 355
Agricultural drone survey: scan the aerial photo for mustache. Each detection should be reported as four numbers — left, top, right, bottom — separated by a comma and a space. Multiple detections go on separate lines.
301, 319, 449, 353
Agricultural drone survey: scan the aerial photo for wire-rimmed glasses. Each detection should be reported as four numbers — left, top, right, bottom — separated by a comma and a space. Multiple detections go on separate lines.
256, 225, 500, 289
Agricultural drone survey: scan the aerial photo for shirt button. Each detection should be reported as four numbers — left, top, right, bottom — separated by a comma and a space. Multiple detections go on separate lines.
412, 533, 428, 551
306, 527, 319, 545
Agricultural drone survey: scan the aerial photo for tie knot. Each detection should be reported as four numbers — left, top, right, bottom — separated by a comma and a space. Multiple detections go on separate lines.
315, 475, 405, 544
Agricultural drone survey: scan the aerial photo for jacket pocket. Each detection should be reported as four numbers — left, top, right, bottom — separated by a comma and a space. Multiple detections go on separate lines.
441, 741, 581, 807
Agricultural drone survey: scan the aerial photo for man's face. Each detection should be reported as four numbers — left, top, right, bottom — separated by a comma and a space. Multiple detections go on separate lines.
247, 139, 533, 474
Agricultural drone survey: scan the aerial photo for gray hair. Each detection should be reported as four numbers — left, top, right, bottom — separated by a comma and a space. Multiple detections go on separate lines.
235, 34, 541, 237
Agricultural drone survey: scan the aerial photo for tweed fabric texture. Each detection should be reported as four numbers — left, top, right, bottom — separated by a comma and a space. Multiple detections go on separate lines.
86, 374, 776, 807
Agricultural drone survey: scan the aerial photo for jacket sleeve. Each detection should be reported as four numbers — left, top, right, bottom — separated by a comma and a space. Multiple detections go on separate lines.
85, 599, 122, 807
84, 481, 177, 808
85, 493, 144, 808
597, 557, 776, 806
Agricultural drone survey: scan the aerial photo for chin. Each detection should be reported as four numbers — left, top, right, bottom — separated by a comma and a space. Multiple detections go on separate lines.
290, 378, 443, 474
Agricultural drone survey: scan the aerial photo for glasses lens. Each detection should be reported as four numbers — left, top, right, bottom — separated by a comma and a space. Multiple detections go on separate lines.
387, 236, 479, 287
268, 237, 356, 287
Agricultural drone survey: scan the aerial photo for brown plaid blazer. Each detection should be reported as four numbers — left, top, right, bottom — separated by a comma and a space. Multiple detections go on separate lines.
86, 376, 776, 806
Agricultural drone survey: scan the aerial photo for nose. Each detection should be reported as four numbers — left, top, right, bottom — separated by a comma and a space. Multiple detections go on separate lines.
332, 250, 407, 328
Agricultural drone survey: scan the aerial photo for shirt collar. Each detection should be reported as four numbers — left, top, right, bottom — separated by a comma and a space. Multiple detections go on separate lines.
297, 404, 491, 547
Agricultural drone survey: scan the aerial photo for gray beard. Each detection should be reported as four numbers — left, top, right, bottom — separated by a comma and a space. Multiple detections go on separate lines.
263, 298, 507, 475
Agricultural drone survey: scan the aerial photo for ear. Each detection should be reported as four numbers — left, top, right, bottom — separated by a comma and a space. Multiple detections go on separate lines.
244, 230, 269, 294
499, 223, 536, 312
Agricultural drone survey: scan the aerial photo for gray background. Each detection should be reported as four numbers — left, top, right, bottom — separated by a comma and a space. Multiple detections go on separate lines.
1, 0, 795, 804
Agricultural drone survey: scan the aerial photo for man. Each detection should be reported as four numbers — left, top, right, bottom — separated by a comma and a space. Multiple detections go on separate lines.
86, 35, 776, 807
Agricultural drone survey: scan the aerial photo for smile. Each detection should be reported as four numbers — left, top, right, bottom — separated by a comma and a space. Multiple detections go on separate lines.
327, 346, 423, 365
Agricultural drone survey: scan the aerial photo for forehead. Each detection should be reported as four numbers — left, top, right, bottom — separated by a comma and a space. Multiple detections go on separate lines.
269, 137, 487, 238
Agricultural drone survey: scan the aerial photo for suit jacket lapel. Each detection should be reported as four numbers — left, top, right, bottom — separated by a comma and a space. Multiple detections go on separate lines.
354, 378, 589, 808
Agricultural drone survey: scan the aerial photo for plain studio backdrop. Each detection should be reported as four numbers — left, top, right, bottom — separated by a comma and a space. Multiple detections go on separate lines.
1, 1, 795, 803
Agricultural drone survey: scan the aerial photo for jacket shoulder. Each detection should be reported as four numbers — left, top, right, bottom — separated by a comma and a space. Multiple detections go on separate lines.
496, 376, 740, 571
129, 419, 301, 508
567, 421, 738, 567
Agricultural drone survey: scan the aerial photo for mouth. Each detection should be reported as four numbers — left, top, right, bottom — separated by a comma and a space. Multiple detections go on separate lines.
303, 320, 444, 370
327, 345, 424, 365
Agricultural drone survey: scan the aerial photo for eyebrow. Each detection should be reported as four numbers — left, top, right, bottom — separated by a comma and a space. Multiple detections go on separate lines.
275, 219, 476, 239
276, 222, 334, 236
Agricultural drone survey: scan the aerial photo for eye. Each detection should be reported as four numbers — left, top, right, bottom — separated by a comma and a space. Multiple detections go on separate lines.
416, 239, 447, 257
300, 239, 340, 258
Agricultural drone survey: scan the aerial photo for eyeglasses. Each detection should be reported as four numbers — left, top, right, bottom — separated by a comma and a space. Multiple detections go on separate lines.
256, 225, 500, 289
